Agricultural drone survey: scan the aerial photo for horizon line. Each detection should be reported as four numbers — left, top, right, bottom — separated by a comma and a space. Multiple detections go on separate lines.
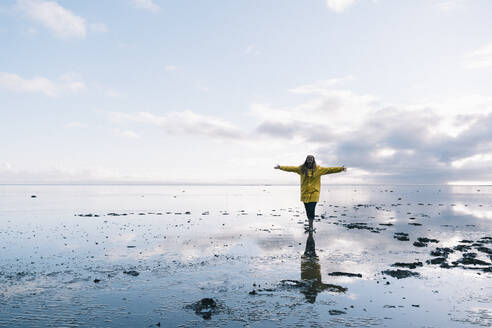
0, 183, 491, 187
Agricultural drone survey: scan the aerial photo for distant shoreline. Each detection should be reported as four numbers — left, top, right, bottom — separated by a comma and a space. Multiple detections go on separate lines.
0, 183, 491, 187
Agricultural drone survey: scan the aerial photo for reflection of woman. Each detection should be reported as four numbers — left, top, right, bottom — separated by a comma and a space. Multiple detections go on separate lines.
274, 155, 346, 231
301, 231, 347, 303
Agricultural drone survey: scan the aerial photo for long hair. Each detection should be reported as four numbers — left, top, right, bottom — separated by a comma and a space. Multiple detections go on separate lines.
301, 155, 317, 176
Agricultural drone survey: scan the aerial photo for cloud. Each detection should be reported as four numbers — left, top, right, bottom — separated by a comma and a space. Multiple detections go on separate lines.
131, 0, 160, 13
58, 73, 86, 92
325, 0, 357, 13
464, 43, 492, 69
0, 72, 57, 96
250, 78, 492, 184
109, 110, 243, 139
113, 129, 140, 139
434, 0, 468, 12
65, 122, 87, 128
245, 45, 261, 56
164, 65, 178, 72
0, 72, 86, 97
17, 0, 86, 39
89, 22, 108, 33
0, 163, 149, 184
289, 76, 354, 94
0, 161, 12, 171
251, 83, 377, 136
104, 88, 123, 99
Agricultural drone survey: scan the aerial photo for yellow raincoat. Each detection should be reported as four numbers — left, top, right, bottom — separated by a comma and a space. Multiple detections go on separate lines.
279, 165, 344, 203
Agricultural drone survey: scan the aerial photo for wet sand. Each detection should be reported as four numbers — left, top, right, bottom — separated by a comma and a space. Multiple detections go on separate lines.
0, 185, 491, 327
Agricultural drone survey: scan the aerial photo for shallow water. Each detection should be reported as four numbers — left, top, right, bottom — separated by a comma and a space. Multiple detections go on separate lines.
0, 185, 491, 327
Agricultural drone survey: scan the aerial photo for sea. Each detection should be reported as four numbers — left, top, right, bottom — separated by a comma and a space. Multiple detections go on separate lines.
0, 184, 491, 327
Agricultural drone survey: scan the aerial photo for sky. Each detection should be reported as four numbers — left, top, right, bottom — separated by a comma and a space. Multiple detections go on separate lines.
1, 0, 492, 185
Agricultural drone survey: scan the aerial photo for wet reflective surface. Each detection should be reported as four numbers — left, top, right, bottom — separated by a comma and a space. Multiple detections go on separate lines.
0, 185, 491, 327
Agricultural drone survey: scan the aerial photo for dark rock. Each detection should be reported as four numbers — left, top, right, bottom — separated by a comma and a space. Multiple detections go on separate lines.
391, 262, 423, 269
280, 279, 347, 293
413, 241, 427, 247
93, 279, 101, 283
439, 262, 454, 268
430, 247, 454, 257
409, 223, 422, 226
426, 257, 446, 265
30, 195, 37, 198
394, 232, 409, 241
123, 270, 140, 276
454, 244, 472, 252
476, 246, 492, 255
329, 310, 346, 315
185, 298, 217, 320
453, 257, 491, 266
328, 272, 362, 278
379, 223, 394, 226
459, 240, 473, 243
417, 237, 439, 243
382, 269, 420, 279
249, 290, 257, 295
342, 222, 383, 233
479, 237, 492, 244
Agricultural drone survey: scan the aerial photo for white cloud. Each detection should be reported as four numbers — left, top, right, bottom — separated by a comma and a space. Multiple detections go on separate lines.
434, 0, 468, 12
0, 161, 12, 171
59, 73, 86, 92
105, 88, 123, 99
289, 76, 354, 94
65, 122, 87, 128
451, 153, 492, 169
0, 72, 58, 97
17, 0, 86, 39
164, 65, 178, 72
109, 110, 242, 139
251, 77, 492, 184
325, 0, 357, 13
464, 43, 492, 69
132, 0, 160, 13
113, 129, 140, 139
245, 45, 261, 56
89, 22, 108, 33
0, 164, 150, 184
252, 81, 377, 135
0, 72, 86, 97
371, 148, 396, 159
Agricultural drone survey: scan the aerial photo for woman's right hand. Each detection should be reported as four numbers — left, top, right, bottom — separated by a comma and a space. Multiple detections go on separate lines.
274, 164, 280, 169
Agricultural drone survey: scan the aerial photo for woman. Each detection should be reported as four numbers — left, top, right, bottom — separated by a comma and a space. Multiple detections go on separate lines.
274, 155, 346, 231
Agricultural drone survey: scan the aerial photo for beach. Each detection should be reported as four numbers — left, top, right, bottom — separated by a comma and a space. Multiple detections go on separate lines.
0, 184, 491, 327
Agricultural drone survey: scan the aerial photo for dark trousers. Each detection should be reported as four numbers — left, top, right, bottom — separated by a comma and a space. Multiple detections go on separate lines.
304, 202, 317, 221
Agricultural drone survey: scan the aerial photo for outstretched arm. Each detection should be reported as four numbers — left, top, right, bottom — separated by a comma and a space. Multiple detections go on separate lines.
318, 166, 346, 175
274, 164, 301, 174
